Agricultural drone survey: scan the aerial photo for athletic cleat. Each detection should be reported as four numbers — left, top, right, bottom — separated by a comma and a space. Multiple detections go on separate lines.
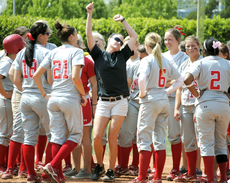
91, 164, 105, 181
129, 177, 147, 183
197, 175, 208, 182
91, 163, 96, 173
64, 167, 78, 178
1, 168, 13, 179
114, 164, 128, 177
166, 169, 180, 181
128, 165, 139, 176
43, 163, 60, 183
35, 161, 45, 172
102, 169, 115, 182
70, 168, 91, 179
174, 172, 197, 182
41, 176, 51, 183
26, 173, 41, 183
13, 166, 19, 176
18, 170, 28, 178
148, 178, 162, 183
0, 166, 7, 176
179, 166, 188, 174
62, 163, 72, 173
196, 168, 202, 177
148, 168, 156, 180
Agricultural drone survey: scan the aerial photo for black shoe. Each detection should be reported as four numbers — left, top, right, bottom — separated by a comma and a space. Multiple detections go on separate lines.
91, 164, 105, 181
64, 167, 78, 178
102, 169, 115, 182
179, 166, 188, 174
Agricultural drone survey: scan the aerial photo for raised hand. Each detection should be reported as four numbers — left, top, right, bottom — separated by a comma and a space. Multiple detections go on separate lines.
86, 2, 94, 14
113, 14, 124, 22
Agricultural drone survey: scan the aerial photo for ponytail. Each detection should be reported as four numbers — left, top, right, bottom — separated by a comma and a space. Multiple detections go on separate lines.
152, 43, 163, 76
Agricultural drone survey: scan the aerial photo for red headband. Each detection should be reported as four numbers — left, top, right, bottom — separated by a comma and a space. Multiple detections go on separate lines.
26, 33, 35, 41
173, 26, 185, 35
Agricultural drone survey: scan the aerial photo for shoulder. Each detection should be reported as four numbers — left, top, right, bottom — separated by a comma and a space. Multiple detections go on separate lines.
46, 42, 57, 50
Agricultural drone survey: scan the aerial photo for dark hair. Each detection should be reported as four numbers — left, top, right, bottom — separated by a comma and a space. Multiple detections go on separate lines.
109, 33, 123, 39
137, 44, 147, 54
166, 27, 181, 42
219, 43, 230, 60
25, 22, 48, 67
203, 37, 219, 57
55, 20, 75, 43
179, 41, 186, 52
13, 26, 29, 37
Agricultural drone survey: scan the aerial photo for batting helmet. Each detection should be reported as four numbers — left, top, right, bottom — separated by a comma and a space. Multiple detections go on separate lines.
3, 34, 25, 54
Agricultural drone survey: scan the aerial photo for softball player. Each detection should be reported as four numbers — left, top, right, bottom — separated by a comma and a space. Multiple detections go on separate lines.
34, 20, 86, 183
163, 27, 189, 181
13, 22, 52, 183
184, 37, 230, 183
130, 32, 183, 183
173, 36, 203, 182
0, 34, 25, 176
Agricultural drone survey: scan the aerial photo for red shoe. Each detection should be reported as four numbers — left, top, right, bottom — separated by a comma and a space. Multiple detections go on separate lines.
27, 174, 41, 183
166, 169, 180, 181
148, 168, 156, 180
174, 172, 197, 182
18, 170, 28, 178
129, 177, 147, 183
43, 163, 60, 183
148, 178, 162, 183
0, 166, 7, 176
35, 161, 45, 172
1, 168, 13, 179
41, 173, 50, 183
197, 175, 208, 182
114, 164, 128, 177
128, 165, 139, 176
62, 163, 72, 173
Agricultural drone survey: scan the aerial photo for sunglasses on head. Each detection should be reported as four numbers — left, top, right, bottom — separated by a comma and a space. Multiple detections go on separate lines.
113, 37, 123, 46
44, 32, 51, 36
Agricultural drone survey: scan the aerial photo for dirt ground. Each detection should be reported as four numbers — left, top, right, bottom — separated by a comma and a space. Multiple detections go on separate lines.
0, 155, 205, 183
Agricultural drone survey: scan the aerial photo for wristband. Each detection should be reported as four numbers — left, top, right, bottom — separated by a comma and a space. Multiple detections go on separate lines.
74, 79, 81, 84
121, 18, 125, 22
185, 82, 193, 88
43, 93, 47, 98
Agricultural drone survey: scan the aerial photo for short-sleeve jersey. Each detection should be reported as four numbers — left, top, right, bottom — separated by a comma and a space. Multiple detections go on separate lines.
138, 54, 181, 104
89, 44, 133, 97
162, 51, 189, 97
81, 56, 95, 94
14, 44, 50, 94
127, 59, 140, 99
46, 43, 57, 50
126, 57, 139, 71
178, 55, 203, 106
0, 50, 6, 60
0, 56, 14, 99
40, 44, 84, 99
189, 56, 230, 106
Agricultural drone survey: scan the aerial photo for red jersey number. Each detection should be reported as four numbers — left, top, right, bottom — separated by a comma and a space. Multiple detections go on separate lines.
158, 69, 166, 87
22, 59, 37, 78
53, 60, 69, 80
189, 79, 198, 98
210, 71, 220, 90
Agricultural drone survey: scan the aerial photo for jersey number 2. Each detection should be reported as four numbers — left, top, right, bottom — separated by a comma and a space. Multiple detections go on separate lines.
210, 71, 220, 90
53, 60, 69, 79
158, 69, 166, 87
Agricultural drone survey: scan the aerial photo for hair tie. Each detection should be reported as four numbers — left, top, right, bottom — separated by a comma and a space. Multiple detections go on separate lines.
26, 33, 34, 41
203, 40, 207, 50
173, 26, 185, 35
212, 41, 221, 49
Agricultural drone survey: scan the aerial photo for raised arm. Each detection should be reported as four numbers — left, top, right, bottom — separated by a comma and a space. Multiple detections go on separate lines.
86, 2, 96, 51
113, 14, 137, 51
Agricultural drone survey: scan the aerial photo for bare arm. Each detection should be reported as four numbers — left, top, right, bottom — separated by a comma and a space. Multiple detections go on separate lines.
86, 2, 96, 51
127, 77, 132, 92
0, 75, 13, 98
33, 66, 48, 98
184, 73, 199, 98
89, 75, 97, 117
14, 70, 23, 92
174, 87, 182, 121
9, 64, 15, 83
47, 69, 53, 85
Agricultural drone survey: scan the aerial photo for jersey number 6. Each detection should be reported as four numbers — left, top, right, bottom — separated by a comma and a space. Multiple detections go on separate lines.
210, 70, 220, 90
53, 60, 69, 80
158, 69, 166, 87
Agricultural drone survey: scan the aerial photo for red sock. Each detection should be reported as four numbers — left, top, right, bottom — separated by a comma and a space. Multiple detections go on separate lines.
152, 145, 156, 169
58, 160, 64, 179
51, 140, 77, 168
45, 142, 52, 165
36, 135, 47, 163
4, 146, 9, 167
219, 162, 227, 181
171, 142, 182, 171
0, 144, 8, 166
117, 145, 122, 165
120, 146, 132, 168
154, 150, 166, 179
203, 156, 214, 182
20, 145, 26, 172
138, 150, 151, 181
23, 145, 36, 176
132, 143, 139, 167
186, 150, 197, 175
102, 144, 106, 162
64, 153, 71, 165
7, 141, 21, 169
16, 150, 21, 166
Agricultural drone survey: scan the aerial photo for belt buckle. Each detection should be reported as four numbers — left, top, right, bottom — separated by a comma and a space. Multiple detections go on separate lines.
109, 97, 116, 102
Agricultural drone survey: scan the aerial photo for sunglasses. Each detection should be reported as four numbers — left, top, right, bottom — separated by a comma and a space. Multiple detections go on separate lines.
44, 32, 51, 36
113, 37, 123, 46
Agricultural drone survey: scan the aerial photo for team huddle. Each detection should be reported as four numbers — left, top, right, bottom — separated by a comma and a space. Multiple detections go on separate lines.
0, 2, 230, 183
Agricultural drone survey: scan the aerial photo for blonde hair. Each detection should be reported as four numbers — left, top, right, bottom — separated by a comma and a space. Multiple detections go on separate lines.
92, 31, 106, 47
145, 32, 163, 75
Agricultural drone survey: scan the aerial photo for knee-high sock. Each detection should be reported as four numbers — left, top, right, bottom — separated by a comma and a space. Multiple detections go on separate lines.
171, 142, 182, 170
219, 162, 227, 181
138, 151, 151, 181
186, 150, 197, 175
19, 145, 26, 172
152, 145, 156, 169
36, 135, 47, 163
0, 145, 8, 167
154, 150, 166, 179
203, 156, 214, 182
117, 145, 122, 165
64, 153, 71, 165
131, 144, 139, 167
7, 141, 21, 169
45, 142, 52, 165
23, 145, 36, 176
16, 150, 21, 166
120, 146, 132, 168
